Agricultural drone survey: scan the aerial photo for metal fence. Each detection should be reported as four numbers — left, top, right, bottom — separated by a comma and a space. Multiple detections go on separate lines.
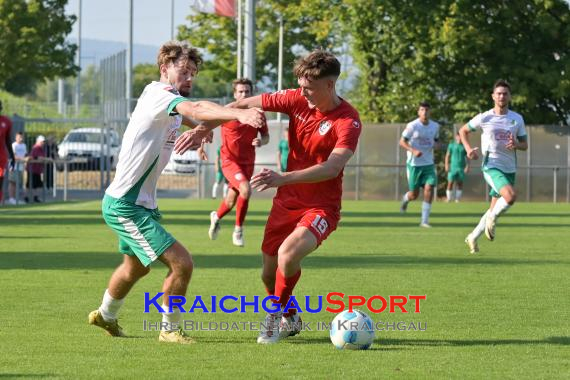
2, 120, 569, 205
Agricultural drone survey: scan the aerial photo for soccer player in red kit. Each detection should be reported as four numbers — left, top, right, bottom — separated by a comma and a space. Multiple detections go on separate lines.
0, 100, 15, 204
209, 78, 269, 247
235, 50, 362, 344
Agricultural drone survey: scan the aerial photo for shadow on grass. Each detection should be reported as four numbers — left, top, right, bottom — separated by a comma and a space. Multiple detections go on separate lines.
284, 336, 570, 347
0, 252, 565, 270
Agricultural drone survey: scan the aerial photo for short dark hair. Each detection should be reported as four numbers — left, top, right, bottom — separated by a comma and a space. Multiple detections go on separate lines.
293, 50, 341, 80
493, 79, 511, 92
232, 78, 253, 92
419, 101, 430, 109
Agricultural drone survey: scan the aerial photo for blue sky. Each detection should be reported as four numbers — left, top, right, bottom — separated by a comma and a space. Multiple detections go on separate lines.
65, 0, 197, 47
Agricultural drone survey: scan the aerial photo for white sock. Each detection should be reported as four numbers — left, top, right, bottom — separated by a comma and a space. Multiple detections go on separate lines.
402, 193, 410, 205
446, 190, 452, 201
421, 202, 431, 224
455, 190, 462, 201
490, 197, 510, 218
223, 183, 229, 197
212, 183, 219, 198
471, 210, 488, 240
161, 302, 181, 331
99, 289, 125, 322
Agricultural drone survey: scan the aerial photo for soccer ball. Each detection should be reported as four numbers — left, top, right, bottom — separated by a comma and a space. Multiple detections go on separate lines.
329, 309, 375, 350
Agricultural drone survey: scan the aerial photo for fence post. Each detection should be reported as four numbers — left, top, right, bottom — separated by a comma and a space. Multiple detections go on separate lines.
64, 161, 68, 202
355, 140, 361, 200
553, 167, 558, 204
395, 124, 401, 201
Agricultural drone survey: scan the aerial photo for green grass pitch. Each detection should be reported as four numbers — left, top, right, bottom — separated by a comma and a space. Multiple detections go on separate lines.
1, 199, 569, 379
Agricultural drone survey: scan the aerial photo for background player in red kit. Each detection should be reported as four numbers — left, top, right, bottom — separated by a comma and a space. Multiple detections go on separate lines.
0, 100, 15, 204
234, 50, 362, 344
208, 78, 269, 247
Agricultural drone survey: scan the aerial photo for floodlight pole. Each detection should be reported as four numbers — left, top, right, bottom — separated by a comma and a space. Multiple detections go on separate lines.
236, 0, 242, 79
126, 0, 133, 118
243, 0, 255, 81
171, 0, 175, 40
276, 15, 283, 122
74, 0, 82, 116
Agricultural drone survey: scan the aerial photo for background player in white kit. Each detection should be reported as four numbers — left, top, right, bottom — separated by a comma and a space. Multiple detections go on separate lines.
460, 79, 527, 254
399, 102, 440, 227
88, 41, 264, 343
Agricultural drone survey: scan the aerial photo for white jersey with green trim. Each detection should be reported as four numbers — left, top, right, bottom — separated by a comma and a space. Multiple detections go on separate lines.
402, 118, 440, 167
468, 109, 526, 174
106, 81, 186, 209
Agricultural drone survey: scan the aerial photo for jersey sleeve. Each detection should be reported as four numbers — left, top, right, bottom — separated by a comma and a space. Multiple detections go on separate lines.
146, 84, 186, 119
467, 113, 483, 131
401, 123, 413, 141
261, 88, 301, 115
334, 118, 362, 152
516, 116, 527, 139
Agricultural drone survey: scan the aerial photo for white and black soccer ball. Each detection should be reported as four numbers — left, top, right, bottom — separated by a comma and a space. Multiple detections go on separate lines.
329, 309, 375, 350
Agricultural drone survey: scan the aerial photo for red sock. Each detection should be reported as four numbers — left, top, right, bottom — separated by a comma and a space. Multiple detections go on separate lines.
235, 196, 249, 227
274, 268, 301, 316
216, 201, 232, 219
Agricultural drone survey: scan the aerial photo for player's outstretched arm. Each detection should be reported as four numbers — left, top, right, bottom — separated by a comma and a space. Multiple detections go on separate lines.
229, 94, 264, 110
175, 100, 265, 128
250, 148, 353, 191
459, 124, 479, 160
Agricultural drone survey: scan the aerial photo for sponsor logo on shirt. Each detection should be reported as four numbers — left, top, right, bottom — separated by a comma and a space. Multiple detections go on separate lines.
494, 130, 511, 141
319, 121, 332, 136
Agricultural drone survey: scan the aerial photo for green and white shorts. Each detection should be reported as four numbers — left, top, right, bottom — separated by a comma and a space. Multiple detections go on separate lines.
482, 167, 516, 198
407, 164, 437, 191
102, 194, 176, 267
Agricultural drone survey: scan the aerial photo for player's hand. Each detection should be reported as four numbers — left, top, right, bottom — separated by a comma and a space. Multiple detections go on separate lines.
175, 127, 209, 154
252, 138, 262, 147
238, 108, 265, 129
250, 168, 283, 192
8, 160, 15, 171
464, 166, 470, 174
412, 149, 423, 158
466, 147, 479, 160
505, 133, 516, 150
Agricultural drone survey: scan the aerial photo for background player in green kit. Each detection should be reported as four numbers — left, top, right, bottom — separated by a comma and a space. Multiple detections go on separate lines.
399, 102, 440, 227
445, 132, 469, 202
460, 79, 527, 254
88, 41, 264, 343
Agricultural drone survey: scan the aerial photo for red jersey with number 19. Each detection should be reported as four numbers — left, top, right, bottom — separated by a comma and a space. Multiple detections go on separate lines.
261, 88, 361, 213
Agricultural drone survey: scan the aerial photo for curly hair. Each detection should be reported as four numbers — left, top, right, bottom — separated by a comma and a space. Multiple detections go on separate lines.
157, 41, 203, 71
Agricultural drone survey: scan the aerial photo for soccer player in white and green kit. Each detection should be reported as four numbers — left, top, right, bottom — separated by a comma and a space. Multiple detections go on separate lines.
460, 79, 527, 254
399, 102, 440, 227
88, 41, 264, 343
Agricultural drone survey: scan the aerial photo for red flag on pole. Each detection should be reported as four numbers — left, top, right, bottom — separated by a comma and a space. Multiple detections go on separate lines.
193, 0, 236, 17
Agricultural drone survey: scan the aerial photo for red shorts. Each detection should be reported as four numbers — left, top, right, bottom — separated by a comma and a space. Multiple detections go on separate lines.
261, 199, 339, 256
221, 160, 254, 190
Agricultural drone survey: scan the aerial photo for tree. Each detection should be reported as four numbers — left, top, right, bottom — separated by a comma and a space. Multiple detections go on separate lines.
337, 0, 570, 125
177, 0, 342, 95
0, 0, 78, 96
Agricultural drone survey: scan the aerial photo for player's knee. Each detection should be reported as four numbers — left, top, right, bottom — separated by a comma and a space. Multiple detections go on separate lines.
505, 192, 516, 205
408, 191, 419, 201
239, 182, 251, 199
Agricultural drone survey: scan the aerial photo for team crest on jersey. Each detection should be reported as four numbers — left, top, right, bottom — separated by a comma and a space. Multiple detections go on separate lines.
319, 121, 332, 135
352, 120, 360, 129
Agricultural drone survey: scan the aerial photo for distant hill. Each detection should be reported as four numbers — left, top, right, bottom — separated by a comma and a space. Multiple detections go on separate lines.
69, 38, 159, 69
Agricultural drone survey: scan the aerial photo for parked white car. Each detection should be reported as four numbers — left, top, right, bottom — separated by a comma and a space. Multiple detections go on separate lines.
163, 149, 200, 174
58, 127, 120, 171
